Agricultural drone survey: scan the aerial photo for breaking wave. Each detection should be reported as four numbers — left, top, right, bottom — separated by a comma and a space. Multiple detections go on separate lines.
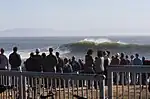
59, 38, 150, 54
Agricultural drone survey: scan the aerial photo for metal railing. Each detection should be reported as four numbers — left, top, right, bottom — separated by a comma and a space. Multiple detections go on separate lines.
107, 65, 150, 99
0, 70, 105, 99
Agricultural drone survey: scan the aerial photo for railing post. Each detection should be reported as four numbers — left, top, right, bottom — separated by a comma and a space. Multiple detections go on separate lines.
22, 75, 26, 99
107, 71, 113, 99
99, 75, 105, 99
19, 73, 23, 99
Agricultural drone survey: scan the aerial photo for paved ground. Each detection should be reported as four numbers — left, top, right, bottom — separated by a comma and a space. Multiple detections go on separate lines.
0, 85, 150, 99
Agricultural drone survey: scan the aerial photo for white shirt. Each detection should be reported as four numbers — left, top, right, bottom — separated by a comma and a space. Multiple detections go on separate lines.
0, 54, 8, 69
95, 57, 104, 73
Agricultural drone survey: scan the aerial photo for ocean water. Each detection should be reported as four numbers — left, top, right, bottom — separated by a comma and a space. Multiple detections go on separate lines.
1, 36, 150, 60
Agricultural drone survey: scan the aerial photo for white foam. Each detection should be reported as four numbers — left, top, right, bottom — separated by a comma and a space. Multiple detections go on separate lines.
5, 47, 70, 60
79, 38, 128, 44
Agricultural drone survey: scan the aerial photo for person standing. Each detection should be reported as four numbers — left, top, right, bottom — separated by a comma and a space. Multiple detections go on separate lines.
84, 49, 95, 89
70, 56, 80, 72
94, 50, 104, 74
9, 47, 21, 71
33, 49, 42, 72
125, 55, 131, 84
41, 53, 47, 72
0, 48, 9, 85
25, 52, 35, 72
24, 52, 35, 86
119, 53, 127, 84
0, 48, 8, 70
55, 52, 63, 73
110, 53, 120, 84
84, 49, 94, 74
133, 53, 142, 84
45, 48, 57, 72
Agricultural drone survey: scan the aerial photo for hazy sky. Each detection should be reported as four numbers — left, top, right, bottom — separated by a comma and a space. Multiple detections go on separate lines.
0, 0, 150, 36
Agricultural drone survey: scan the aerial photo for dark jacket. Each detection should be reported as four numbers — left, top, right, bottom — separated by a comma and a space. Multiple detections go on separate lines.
25, 57, 35, 71
45, 54, 57, 72
9, 52, 21, 69
33, 55, 42, 72
63, 64, 73, 73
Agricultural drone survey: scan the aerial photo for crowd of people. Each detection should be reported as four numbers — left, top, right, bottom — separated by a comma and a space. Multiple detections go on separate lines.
0, 47, 146, 85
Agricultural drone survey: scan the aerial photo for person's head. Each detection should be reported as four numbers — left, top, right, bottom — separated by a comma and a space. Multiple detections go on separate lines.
72, 56, 75, 61
126, 55, 129, 59
103, 51, 107, 56
35, 48, 40, 54
64, 58, 68, 64
142, 57, 145, 62
111, 55, 115, 59
87, 49, 93, 55
135, 53, 139, 58
106, 51, 110, 57
78, 59, 82, 63
30, 52, 34, 58
120, 53, 125, 58
42, 53, 46, 58
130, 55, 134, 60
68, 59, 72, 64
115, 53, 120, 58
56, 52, 59, 57
97, 50, 103, 57
13, 47, 18, 53
0, 48, 4, 54
49, 48, 53, 54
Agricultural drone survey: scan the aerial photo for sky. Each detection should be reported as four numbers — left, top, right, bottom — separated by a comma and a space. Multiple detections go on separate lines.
0, 0, 150, 36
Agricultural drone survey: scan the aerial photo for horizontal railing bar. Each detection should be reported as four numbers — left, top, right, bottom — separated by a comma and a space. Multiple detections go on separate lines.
0, 70, 105, 80
108, 65, 150, 72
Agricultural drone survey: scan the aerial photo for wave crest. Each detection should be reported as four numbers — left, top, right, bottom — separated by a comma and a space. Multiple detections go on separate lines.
79, 38, 128, 45
59, 38, 150, 54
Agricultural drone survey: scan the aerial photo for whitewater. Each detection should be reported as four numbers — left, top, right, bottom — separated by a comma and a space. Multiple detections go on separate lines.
1, 36, 150, 59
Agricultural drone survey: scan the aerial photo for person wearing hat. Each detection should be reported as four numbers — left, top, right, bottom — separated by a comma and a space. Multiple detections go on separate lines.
9, 47, 21, 71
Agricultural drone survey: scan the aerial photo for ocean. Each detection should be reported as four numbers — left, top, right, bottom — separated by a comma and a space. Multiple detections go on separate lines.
1, 36, 150, 60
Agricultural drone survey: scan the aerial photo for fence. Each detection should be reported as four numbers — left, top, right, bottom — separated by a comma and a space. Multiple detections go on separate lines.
0, 70, 105, 99
0, 65, 150, 99
107, 65, 150, 99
